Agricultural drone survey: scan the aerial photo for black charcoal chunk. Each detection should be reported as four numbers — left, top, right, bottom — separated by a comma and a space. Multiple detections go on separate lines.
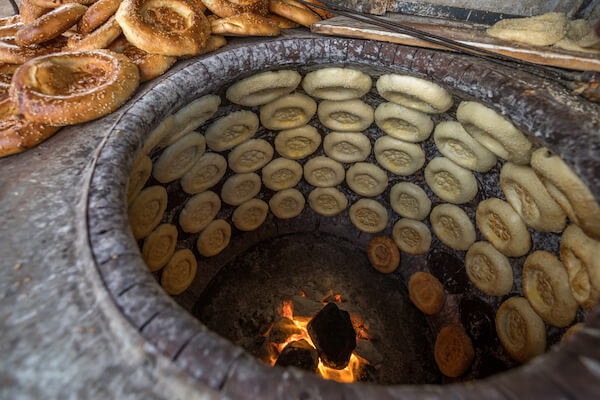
308, 303, 356, 370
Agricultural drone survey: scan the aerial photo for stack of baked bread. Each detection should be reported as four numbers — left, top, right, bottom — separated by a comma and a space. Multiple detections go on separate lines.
0, 0, 332, 158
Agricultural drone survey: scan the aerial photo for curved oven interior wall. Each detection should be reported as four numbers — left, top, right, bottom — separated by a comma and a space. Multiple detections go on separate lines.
89, 38, 600, 393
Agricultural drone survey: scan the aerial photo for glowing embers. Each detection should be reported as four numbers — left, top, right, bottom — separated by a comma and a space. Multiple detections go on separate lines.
263, 292, 371, 383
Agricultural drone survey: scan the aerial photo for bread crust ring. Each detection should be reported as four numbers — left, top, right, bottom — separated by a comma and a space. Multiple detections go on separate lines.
116, 0, 211, 56
10, 50, 140, 126
269, 0, 320, 27
67, 16, 122, 51
0, 35, 67, 64
29, 0, 97, 7
78, 0, 123, 34
211, 13, 280, 36
201, 0, 269, 18
0, 111, 60, 157
15, 4, 88, 46
0, 16, 21, 27
109, 36, 176, 82
0, 23, 24, 39
19, 0, 51, 25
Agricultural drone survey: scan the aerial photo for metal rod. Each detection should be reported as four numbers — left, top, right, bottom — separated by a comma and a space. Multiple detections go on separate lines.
9, 0, 19, 15
296, 0, 584, 84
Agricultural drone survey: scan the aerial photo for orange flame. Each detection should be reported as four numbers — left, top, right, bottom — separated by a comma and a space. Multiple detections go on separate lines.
267, 296, 368, 383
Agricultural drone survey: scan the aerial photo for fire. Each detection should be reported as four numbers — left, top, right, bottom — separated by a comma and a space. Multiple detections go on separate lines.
268, 297, 368, 383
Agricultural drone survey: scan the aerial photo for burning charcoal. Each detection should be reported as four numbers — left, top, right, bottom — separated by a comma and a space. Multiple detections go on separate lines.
268, 317, 303, 343
291, 295, 323, 319
355, 339, 382, 366
308, 303, 356, 369
275, 339, 320, 372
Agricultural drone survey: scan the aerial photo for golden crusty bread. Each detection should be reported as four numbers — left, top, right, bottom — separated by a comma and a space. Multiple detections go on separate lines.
109, 36, 176, 82
265, 13, 299, 28
211, 13, 280, 36
29, 0, 97, 7
15, 3, 88, 46
0, 111, 61, 158
116, 0, 211, 56
66, 16, 122, 51
269, 0, 320, 27
78, 0, 123, 34
0, 35, 67, 64
19, 0, 50, 25
201, 0, 269, 18
10, 50, 139, 126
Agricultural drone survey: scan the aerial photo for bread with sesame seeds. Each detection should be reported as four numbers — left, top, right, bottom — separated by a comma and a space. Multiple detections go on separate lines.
10, 50, 139, 126
201, 0, 269, 18
0, 35, 67, 64
15, 3, 88, 46
0, 112, 60, 158
210, 13, 280, 36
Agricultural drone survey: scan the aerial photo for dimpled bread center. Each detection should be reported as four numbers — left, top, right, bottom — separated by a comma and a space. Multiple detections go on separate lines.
239, 150, 266, 166
382, 149, 411, 166
171, 147, 196, 170
565, 249, 591, 298
35, 61, 107, 95
385, 118, 418, 134
150, 235, 173, 259
439, 216, 461, 239
172, 259, 192, 283
192, 202, 213, 222
235, 181, 254, 197
400, 227, 420, 247
287, 137, 311, 151
141, 200, 160, 221
445, 139, 475, 160
244, 208, 263, 224
331, 111, 361, 123
355, 174, 377, 189
208, 229, 226, 247
533, 269, 555, 306
274, 107, 302, 121
272, 169, 294, 183
356, 208, 379, 226
374, 243, 391, 264
313, 167, 335, 182
317, 195, 337, 209
334, 142, 358, 154
281, 197, 297, 210
506, 310, 527, 349
512, 183, 540, 220
223, 125, 250, 142
398, 193, 419, 215
470, 254, 496, 283
144, 6, 188, 31
192, 165, 218, 184
488, 213, 511, 241
434, 171, 461, 195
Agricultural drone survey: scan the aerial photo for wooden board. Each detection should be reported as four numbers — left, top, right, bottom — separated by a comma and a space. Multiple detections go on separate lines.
312, 15, 600, 72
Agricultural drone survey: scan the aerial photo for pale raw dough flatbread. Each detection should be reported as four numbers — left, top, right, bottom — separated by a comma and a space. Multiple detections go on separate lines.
323, 131, 371, 163
424, 157, 478, 204
317, 99, 374, 132
274, 125, 321, 160
376, 74, 453, 114
232, 199, 269, 231
374, 136, 425, 176
430, 203, 476, 251
181, 152, 227, 194
303, 156, 345, 187
390, 182, 431, 220
196, 219, 231, 257
226, 70, 301, 106
153, 132, 206, 183
161, 249, 197, 295
487, 12, 567, 46
393, 218, 431, 255
349, 199, 388, 233
465, 241, 513, 296
142, 115, 174, 154
302, 67, 372, 100
433, 121, 497, 172
374, 102, 433, 142
162, 95, 221, 146
269, 188, 305, 219
262, 158, 302, 191
260, 93, 316, 130
228, 139, 274, 173
142, 223, 178, 272
476, 198, 531, 257
129, 185, 168, 239
345, 162, 388, 197
205, 110, 259, 151
221, 173, 261, 206
178, 191, 221, 233
308, 187, 347, 216
127, 155, 152, 206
